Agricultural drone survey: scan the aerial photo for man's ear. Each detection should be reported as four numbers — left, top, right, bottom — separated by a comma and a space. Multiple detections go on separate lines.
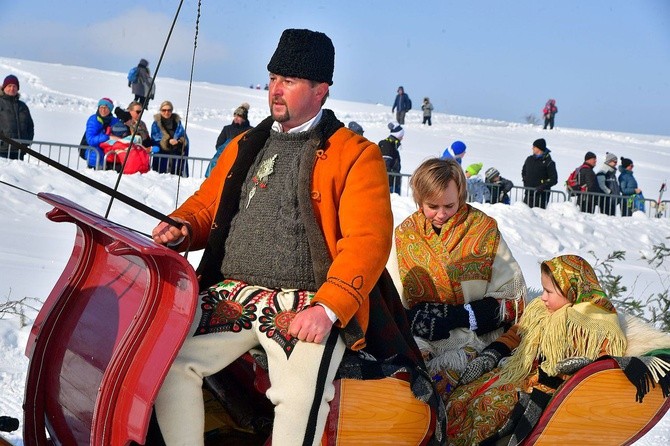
314, 82, 329, 101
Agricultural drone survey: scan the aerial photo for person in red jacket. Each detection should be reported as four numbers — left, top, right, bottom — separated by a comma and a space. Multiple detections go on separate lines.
542, 98, 558, 129
151, 29, 443, 446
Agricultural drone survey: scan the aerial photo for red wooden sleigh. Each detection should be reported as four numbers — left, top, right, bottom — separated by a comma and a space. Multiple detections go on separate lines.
21, 193, 435, 445
18, 193, 670, 445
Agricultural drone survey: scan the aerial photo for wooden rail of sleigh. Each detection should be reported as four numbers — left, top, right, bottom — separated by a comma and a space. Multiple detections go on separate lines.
19, 193, 670, 445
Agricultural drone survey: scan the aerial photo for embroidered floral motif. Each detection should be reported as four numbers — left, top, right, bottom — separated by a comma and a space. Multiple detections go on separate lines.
246, 153, 278, 209
195, 283, 258, 335
259, 306, 299, 358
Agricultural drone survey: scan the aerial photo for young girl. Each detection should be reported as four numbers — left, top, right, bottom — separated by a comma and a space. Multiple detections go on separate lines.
447, 254, 627, 446
390, 157, 526, 398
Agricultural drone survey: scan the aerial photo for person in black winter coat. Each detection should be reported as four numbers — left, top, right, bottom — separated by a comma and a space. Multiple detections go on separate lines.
206, 103, 253, 177
596, 152, 620, 216
521, 138, 558, 209
378, 122, 403, 194
0, 75, 34, 160
573, 151, 600, 213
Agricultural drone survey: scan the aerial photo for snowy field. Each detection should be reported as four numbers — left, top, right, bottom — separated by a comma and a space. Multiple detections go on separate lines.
1, 57, 670, 444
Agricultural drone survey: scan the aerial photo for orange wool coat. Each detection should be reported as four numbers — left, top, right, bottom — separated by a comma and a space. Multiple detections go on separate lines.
170, 113, 393, 350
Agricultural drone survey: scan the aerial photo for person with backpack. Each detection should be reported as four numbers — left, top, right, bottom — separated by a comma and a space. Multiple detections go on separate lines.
485, 167, 514, 204
521, 138, 558, 209
542, 99, 558, 130
378, 122, 403, 194
569, 151, 600, 213
596, 152, 620, 216
619, 157, 644, 217
128, 59, 155, 110
391, 86, 411, 125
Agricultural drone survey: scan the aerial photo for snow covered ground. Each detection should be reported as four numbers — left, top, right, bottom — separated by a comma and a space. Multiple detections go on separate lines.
1, 57, 670, 444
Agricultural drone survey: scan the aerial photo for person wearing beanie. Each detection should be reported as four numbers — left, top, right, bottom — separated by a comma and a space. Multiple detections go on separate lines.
391, 85, 412, 125
347, 121, 364, 135
570, 151, 600, 213
485, 167, 514, 205
128, 58, 155, 109
394, 157, 526, 404
0, 74, 34, 160
464, 162, 491, 203
152, 28, 442, 446
618, 157, 643, 217
421, 97, 434, 126
521, 138, 557, 209
596, 152, 620, 216
81, 97, 122, 169
150, 100, 190, 176
441, 140, 467, 165
465, 162, 483, 177
207, 103, 253, 177
379, 122, 404, 193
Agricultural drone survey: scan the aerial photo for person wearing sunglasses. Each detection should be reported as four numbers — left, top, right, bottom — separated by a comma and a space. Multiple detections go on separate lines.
150, 100, 189, 176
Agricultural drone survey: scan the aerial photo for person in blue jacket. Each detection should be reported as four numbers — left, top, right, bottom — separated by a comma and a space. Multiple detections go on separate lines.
441, 140, 467, 165
391, 86, 412, 125
151, 100, 189, 177
83, 98, 121, 169
618, 157, 644, 216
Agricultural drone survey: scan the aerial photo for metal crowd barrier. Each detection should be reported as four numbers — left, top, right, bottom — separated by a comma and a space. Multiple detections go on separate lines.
12, 140, 211, 179
5, 141, 667, 218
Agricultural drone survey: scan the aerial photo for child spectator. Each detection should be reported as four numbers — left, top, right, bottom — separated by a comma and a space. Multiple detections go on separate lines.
485, 167, 514, 204
441, 140, 466, 165
464, 162, 490, 203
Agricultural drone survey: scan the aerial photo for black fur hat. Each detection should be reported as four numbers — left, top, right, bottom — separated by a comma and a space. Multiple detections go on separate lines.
267, 29, 334, 85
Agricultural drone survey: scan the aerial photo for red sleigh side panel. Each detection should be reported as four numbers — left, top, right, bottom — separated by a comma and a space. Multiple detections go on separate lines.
23, 193, 197, 446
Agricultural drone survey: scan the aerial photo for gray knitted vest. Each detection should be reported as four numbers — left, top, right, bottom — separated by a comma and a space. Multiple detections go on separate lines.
220, 130, 317, 291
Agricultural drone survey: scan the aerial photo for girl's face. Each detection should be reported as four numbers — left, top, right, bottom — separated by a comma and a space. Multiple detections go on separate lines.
419, 180, 460, 228
540, 271, 571, 312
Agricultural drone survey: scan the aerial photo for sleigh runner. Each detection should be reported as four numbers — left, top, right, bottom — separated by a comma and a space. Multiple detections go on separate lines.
16, 193, 670, 445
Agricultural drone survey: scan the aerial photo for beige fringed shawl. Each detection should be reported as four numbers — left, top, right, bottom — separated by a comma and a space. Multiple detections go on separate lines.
496, 297, 627, 386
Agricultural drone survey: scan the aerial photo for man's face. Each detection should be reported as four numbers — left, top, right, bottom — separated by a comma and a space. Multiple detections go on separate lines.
268, 74, 327, 131
586, 158, 597, 167
3, 84, 18, 96
233, 115, 245, 125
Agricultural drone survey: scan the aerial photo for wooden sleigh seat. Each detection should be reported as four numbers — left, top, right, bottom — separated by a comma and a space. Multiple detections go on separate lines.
522, 357, 670, 445
22, 193, 436, 446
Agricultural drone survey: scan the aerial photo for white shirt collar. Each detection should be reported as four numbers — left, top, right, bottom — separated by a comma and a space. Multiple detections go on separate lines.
271, 109, 323, 133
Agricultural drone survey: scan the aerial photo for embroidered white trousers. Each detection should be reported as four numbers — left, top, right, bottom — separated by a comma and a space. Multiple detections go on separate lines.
154, 281, 346, 446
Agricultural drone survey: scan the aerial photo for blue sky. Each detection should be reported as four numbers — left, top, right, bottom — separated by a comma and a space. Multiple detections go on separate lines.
2, 0, 669, 136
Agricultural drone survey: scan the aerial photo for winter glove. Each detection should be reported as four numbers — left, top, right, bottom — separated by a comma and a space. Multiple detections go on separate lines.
458, 348, 503, 385
405, 302, 470, 341
535, 184, 546, 192
468, 297, 502, 335
0, 416, 19, 433
554, 356, 593, 375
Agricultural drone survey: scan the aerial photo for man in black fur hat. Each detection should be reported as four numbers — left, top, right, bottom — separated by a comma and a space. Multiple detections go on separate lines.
151, 28, 444, 446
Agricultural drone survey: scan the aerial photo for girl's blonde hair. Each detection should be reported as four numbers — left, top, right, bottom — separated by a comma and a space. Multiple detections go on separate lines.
410, 157, 467, 207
